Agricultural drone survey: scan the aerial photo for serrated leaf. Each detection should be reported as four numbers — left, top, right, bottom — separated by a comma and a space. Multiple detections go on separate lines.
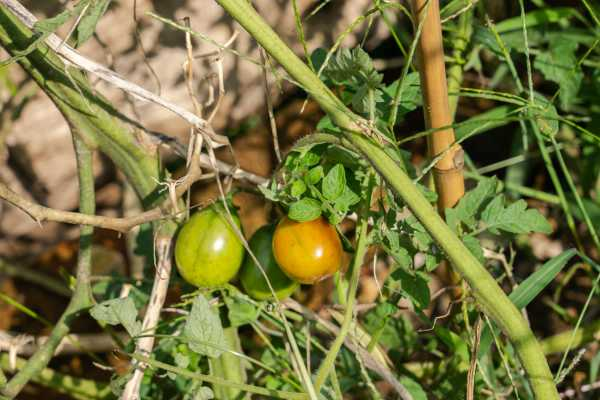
288, 198, 322, 222
481, 197, 552, 235
446, 177, 497, 232
183, 295, 227, 358
305, 166, 324, 185
390, 268, 430, 310
290, 179, 306, 198
534, 38, 582, 109
334, 186, 360, 213
462, 235, 485, 264
382, 72, 422, 117
322, 164, 345, 200
224, 294, 260, 328
77, 0, 112, 46
90, 296, 141, 337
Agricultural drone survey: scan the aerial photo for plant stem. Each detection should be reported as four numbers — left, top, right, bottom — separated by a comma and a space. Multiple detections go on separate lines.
529, 121, 584, 252
0, 354, 112, 400
313, 217, 369, 392
1, 134, 95, 398
212, 1, 559, 397
128, 353, 308, 400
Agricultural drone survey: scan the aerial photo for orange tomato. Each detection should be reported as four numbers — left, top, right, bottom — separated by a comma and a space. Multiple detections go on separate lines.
272, 216, 343, 284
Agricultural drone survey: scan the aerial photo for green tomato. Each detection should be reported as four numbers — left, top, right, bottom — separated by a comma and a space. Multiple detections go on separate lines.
175, 203, 244, 287
240, 224, 299, 300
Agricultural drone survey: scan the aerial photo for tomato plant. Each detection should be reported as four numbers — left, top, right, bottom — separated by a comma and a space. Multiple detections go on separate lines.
174, 203, 244, 287
272, 216, 343, 284
239, 223, 299, 300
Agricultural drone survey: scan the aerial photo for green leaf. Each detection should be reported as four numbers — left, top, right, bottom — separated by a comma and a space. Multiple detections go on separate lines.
288, 198, 322, 221
34, 7, 78, 33
481, 197, 552, 235
183, 294, 227, 358
305, 166, 324, 185
390, 268, 430, 310
382, 72, 422, 119
77, 0, 112, 46
224, 293, 260, 328
509, 249, 578, 308
434, 326, 470, 362
462, 235, 485, 264
495, 7, 582, 33
399, 377, 427, 400
290, 179, 306, 198
322, 164, 346, 200
446, 177, 497, 232
90, 296, 141, 337
534, 38, 582, 109
334, 186, 360, 213
478, 249, 577, 359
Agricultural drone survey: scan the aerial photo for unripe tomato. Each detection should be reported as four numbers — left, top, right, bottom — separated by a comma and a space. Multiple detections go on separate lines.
240, 224, 299, 300
272, 216, 343, 284
175, 203, 244, 287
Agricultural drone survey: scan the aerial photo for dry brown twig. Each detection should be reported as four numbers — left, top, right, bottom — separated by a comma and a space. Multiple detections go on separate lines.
0, 0, 229, 147
120, 233, 173, 400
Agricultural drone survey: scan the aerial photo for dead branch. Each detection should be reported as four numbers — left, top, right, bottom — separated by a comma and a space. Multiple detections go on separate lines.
0, 0, 229, 147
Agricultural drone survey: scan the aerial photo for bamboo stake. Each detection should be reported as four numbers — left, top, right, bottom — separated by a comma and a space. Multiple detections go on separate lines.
411, 0, 465, 211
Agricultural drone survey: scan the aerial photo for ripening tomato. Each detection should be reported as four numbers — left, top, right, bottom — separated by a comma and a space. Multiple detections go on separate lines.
240, 224, 299, 300
175, 203, 244, 287
272, 216, 343, 284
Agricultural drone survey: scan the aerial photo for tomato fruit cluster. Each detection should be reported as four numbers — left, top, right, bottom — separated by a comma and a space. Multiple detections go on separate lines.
175, 203, 343, 297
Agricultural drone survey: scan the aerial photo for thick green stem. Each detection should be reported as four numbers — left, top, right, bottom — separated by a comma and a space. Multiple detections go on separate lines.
214, 1, 558, 398
313, 217, 369, 392
2, 135, 94, 398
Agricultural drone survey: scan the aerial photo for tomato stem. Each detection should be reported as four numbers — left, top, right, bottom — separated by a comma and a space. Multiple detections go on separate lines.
313, 216, 369, 393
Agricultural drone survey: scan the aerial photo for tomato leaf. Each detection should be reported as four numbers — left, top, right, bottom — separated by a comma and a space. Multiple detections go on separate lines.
305, 166, 324, 185
183, 294, 227, 358
224, 293, 261, 328
481, 196, 552, 235
322, 164, 346, 200
534, 38, 582, 109
288, 198, 322, 222
446, 177, 497, 232
90, 296, 141, 338
290, 180, 307, 198
390, 268, 430, 311
77, 0, 112, 47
